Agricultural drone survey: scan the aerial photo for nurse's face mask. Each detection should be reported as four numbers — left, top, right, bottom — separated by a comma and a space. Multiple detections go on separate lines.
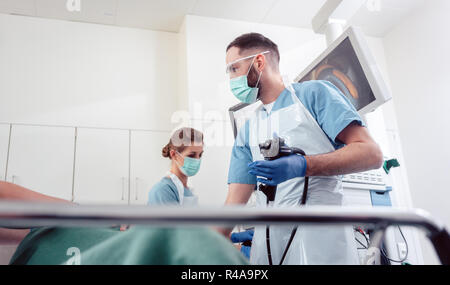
227, 51, 270, 104
174, 150, 201, 177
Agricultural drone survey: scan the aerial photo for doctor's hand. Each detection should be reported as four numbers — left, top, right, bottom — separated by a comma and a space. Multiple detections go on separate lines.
248, 154, 307, 186
240, 245, 251, 259
230, 229, 254, 243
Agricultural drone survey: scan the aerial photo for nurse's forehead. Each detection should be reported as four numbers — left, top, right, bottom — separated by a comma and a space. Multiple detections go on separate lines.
226, 46, 256, 64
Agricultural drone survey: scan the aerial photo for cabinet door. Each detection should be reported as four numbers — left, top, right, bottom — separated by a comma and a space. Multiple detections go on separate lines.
0, 124, 10, 181
73, 128, 129, 204
6, 125, 75, 200
129, 130, 171, 205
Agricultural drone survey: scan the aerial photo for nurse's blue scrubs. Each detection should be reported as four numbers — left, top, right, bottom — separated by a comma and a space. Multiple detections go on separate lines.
147, 177, 194, 205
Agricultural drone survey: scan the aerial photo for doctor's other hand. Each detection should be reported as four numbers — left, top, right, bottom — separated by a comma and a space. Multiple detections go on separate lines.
230, 229, 254, 243
240, 245, 251, 259
248, 154, 307, 186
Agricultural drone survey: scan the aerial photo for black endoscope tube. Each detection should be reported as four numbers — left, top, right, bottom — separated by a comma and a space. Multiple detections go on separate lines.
261, 147, 308, 265
266, 197, 273, 265
278, 148, 308, 265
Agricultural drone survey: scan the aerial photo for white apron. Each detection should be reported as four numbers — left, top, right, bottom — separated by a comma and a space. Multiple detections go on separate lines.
167, 172, 199, 207
248, 84, 358, 265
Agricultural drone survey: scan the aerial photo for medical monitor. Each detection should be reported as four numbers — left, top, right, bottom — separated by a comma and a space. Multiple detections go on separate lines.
295, 26, 391, 114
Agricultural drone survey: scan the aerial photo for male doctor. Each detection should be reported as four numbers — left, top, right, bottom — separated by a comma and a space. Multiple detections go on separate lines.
223, 33, 383, 265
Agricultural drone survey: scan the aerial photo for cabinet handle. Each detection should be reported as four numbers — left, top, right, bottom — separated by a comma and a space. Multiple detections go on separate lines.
121, 177, 126, 201
135, 177, 139, 200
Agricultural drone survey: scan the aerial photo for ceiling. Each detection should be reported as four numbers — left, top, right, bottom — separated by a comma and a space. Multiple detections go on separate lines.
0, 0, 426, 36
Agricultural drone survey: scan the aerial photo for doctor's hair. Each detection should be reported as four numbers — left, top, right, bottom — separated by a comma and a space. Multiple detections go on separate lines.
226, 32, 280, 68
162, 127, 204, 159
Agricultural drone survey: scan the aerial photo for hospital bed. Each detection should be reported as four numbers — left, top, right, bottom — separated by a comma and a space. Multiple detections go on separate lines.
0, 202, 449, 265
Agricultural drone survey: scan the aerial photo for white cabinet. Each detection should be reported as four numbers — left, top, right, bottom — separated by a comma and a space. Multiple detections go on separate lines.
73, 128, 129, 204
1, 124, 175, 205
0, 124, 10, 181
129, 130, 171, 205
6, 125, 75, 200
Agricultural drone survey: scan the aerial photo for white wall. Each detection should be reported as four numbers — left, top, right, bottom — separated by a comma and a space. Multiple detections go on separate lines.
364, 37, 425, 264
382, 0, 450, 264
0, 14, 179, 131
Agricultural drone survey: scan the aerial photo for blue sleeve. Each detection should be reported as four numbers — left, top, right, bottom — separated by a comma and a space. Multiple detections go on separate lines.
147, 179, 179, 206
227, 120, 256, 185
295, 80, 366, 148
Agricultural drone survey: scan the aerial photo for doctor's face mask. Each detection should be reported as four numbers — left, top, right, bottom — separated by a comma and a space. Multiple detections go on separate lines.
226, 51, 269, 104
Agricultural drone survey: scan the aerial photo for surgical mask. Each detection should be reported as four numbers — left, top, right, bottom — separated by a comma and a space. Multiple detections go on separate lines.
175, 151, 201, 177
227, 51, 269, 104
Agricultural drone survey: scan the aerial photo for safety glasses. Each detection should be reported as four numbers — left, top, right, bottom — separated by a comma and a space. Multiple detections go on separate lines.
225, 50, 270, 74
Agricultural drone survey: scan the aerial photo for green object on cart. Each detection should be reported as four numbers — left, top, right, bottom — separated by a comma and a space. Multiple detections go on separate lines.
402, 262, 412, 265
9, 226, 249, 265
383, 159, 400, 174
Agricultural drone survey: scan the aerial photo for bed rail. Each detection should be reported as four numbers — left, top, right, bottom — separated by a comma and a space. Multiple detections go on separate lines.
0, 202, 448, 264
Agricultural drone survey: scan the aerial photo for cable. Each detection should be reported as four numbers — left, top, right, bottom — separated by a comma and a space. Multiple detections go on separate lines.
354, 227, 369, 249
380, 226, 409, 264
265, 198, 273, 265
355, 237, 368, 249
278, 168, 308, 265
355, 226, 409, 264
357, 227, 370, 244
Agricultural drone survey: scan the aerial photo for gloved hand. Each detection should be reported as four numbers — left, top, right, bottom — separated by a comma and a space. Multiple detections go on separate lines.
248, 154, 307, 186
240, 245, 251, 258
230, 229, 254, 243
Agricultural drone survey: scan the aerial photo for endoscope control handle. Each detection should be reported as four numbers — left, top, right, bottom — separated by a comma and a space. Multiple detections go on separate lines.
259, 184, 276, 202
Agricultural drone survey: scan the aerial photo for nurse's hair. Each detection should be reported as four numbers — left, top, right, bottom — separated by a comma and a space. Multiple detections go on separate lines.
162, 127, 204, 159
226, 32, 280, 69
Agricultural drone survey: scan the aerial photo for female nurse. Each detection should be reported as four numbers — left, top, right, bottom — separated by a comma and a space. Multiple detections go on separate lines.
147, 127, 203, 206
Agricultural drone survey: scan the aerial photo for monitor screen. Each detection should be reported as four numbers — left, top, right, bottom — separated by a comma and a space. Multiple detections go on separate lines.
297, 37, 376, 111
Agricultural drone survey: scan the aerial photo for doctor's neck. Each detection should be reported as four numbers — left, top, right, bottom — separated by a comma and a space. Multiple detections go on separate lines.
259, 73, 286, 105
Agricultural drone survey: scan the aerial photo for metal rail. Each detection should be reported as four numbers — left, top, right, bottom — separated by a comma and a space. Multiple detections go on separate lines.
0, 201, 448, 264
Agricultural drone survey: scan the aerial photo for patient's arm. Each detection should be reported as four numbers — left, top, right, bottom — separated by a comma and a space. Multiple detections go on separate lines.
0, 181, 73, 243
0, 181, 72, 204
214, 183, 255, 238
0, 228, 29, 244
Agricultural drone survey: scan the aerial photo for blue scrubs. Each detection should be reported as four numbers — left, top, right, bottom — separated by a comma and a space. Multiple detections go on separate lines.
228, 80, 366, 185
147, 177, 194, 205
